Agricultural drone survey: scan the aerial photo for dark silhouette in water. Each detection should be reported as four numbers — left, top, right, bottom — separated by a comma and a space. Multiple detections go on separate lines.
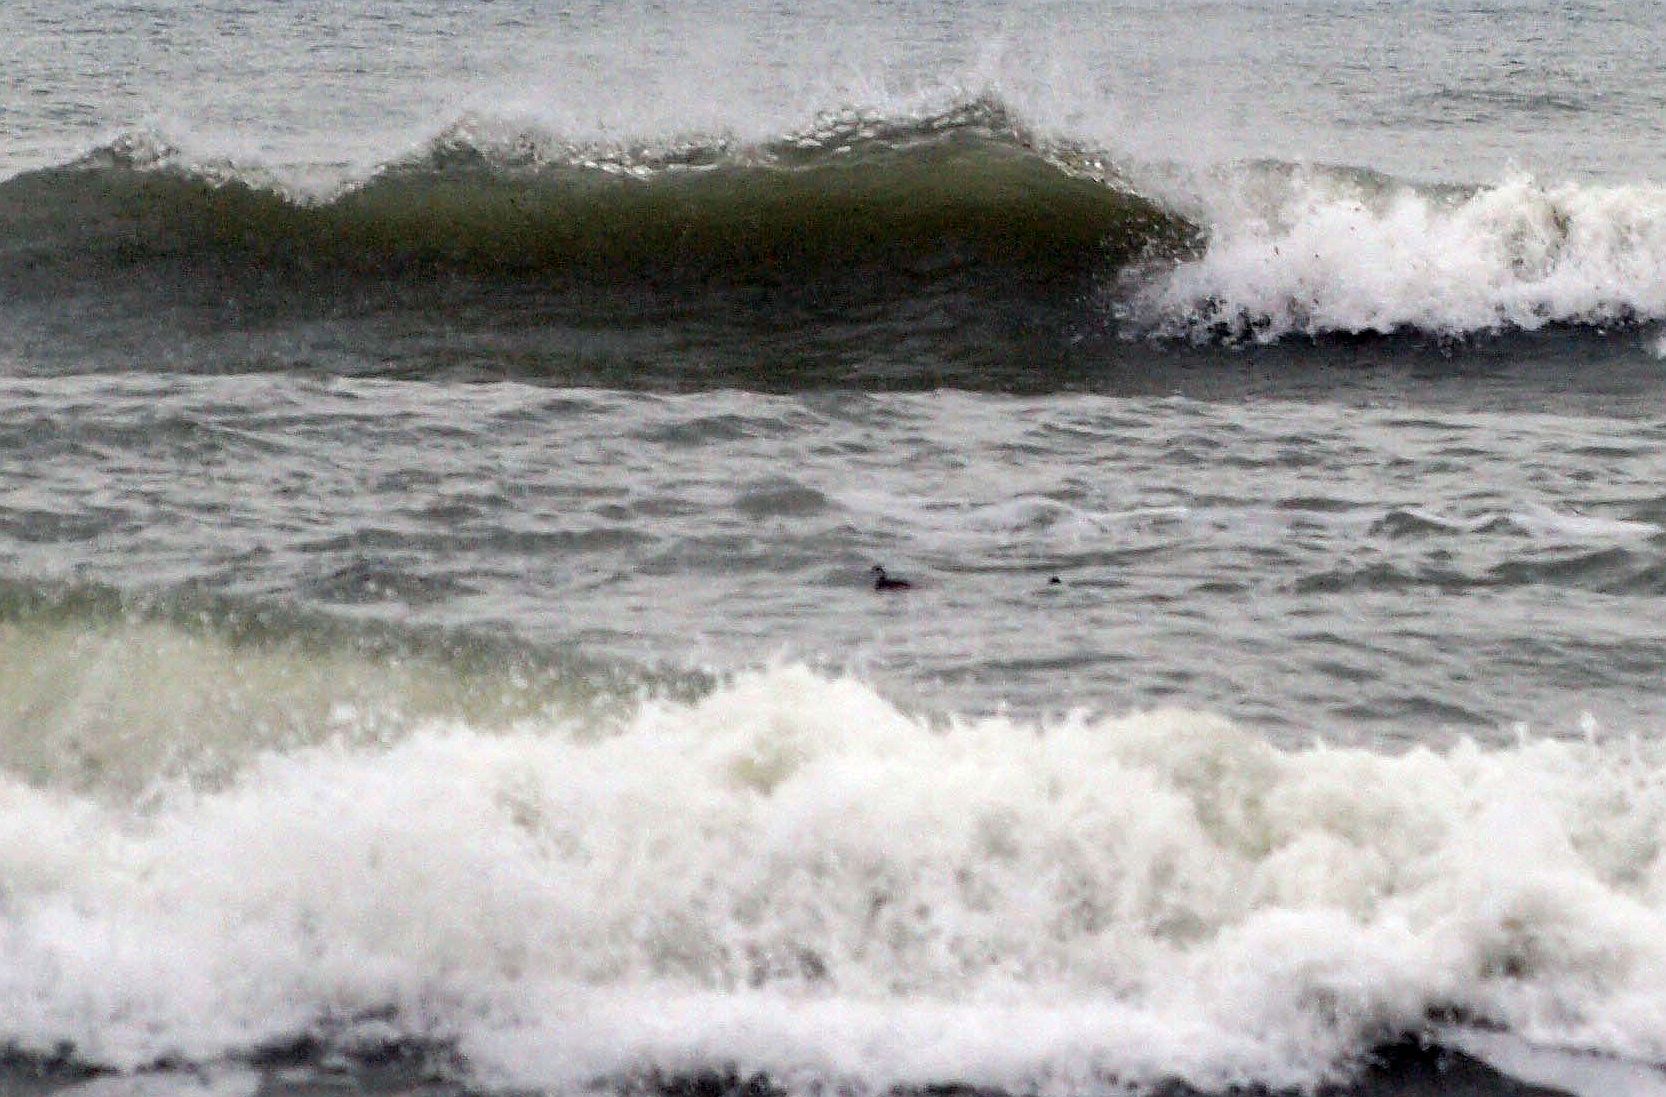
871, 566, 913, 592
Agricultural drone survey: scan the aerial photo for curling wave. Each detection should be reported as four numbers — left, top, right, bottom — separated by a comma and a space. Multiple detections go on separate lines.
10, 102, 1666, 373
0, 101, 1193, 295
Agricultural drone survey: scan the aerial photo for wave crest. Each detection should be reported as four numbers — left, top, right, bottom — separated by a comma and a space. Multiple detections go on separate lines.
0, 100, 1195, 293
15, 113, 1666, 355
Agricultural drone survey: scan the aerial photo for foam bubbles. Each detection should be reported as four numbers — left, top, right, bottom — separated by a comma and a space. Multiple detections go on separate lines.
1128, 169, 1666, 340
2, 666, 1666, 1090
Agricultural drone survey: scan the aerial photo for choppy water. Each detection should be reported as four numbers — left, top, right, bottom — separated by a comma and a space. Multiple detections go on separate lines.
5, 2, 1666, 1096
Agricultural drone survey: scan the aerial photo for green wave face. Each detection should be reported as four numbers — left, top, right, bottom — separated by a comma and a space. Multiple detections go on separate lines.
0, 581, 700, 799
0, 107, 1197, 291
0, 105, 1201, 386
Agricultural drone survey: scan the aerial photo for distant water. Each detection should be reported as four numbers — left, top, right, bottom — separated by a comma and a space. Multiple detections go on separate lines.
4, 2, 1666, 1096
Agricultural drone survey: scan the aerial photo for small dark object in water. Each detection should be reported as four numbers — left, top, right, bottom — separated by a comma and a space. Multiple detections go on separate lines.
871, 565, 913, 592
1049, 575, 1062, 585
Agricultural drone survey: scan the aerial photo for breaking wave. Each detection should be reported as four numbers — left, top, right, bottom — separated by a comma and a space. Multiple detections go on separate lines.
0, 581, 696, 796
1122, 165, 1666, 341
0, 598, 1665, 1094
8, 97, 1666, 375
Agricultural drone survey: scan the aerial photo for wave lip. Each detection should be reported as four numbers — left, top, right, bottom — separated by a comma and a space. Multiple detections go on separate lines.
1121, 168, 1666, 341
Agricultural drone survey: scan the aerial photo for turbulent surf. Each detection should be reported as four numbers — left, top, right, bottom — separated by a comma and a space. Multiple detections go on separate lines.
6, 590, 1666, 1097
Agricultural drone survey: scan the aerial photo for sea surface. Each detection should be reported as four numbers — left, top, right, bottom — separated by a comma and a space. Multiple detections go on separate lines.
3, 2, 1666, 1095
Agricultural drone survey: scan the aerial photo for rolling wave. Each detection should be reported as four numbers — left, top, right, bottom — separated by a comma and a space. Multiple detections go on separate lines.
7, 97, 1666, 385
0, 101, 1192, 295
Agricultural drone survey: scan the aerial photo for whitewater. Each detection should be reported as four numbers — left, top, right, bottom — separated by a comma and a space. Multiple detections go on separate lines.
5, 1, 1666, 1095
6, 661, 1666, 1096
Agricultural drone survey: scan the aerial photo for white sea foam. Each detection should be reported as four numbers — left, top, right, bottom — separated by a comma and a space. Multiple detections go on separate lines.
1446, 1028, 1666, 1097
1129, 169, 1666, 340
1504, 502, 1663, 541
1375, 503, 1662, 541
2, 665, 1666, 1092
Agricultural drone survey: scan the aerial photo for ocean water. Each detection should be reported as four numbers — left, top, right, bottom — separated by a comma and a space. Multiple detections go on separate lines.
4, 2, 1666, 1095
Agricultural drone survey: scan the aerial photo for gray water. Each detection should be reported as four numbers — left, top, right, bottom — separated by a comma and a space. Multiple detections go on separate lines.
6, 0, 1666, 184
3, 373, 1664, 741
